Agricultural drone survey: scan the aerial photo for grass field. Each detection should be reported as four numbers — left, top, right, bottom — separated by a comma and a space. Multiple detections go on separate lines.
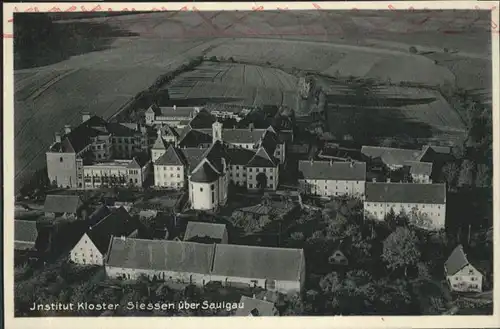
13, 10, 491, 191
318, 77, 466, 144
164, 61, 299, 108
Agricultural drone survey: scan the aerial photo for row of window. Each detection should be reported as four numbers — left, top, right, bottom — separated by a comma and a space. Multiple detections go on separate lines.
156, 173, 181, 179
248, 168, 274, 173
366, 203, 442, 209
159, 166, 182, 171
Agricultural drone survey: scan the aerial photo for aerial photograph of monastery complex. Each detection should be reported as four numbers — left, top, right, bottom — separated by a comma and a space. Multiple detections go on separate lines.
12, 8, 494, 317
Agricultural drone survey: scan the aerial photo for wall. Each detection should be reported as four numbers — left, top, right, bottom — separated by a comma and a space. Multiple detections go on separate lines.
106, 266, 209, 285
209, 275, 301, 294
46, 152, 77, 188
273, 143, 286, 164
447, 264, 483, 292
70, 234, 104, 266
154, 165, 185, 189
112, 136, 135, 159
83, 165, 129, 188
191, 181, 217, 210
364, 201, 446, 230
152, 149, 166, 164
229, 165, 247, 186
246, 166, 278, 190
301, 179, 365, 198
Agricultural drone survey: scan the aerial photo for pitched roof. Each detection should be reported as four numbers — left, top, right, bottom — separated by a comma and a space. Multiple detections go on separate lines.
226, 148, 256, 165
157, 106, 196, 118
361, 146, 424, 166
246, 147, 276, 167
189, 109, 216, 129
15, 220, 38, 243
160, 125, 180, 137
406, 161, 433, 176
88, 205, 112, 226
365, 182, 446, 204
189, 160, 220, 183
87, 207, 140, 253
445, 245, 469, 275
105, 238, 215, 274
178, 128, 212, 147
181, 147, 209, 170
234, 296, 277, 316
222, 129, 267, 144
152, 135, 169, 150
211, 244, 304, 281
184, 222, 227, 243
130, 152, 150, 168
106, 122, 137, 136
44, 194, 82, 213
298, 160, 367, 181
155, 145, 185, 166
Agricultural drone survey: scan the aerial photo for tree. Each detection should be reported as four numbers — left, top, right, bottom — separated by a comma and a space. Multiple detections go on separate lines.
409, 207, 433, 230
256, 172, 268, 190
382, 227, 421, 277
384, 208, 397, 230
441, 162, 460, 190
458, 159, 475, 187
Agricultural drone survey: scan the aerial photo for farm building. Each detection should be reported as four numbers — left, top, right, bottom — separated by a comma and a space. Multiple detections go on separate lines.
364, 182, 446, 230
145, 104, 199, 128
210, 244, 305, 294
82, 154, 150, 189
15, 220, 39, 251
69, 207, 141, 266
234, 295, 279, 316
104, 237, 305, 294
445, 245, 483, 293
46, 113, 152, 189
105, 238, 215, 284
361, 145, 434, 183
43, 194, 87, 220
298, 160, 366, 198
183, 221, 228, 244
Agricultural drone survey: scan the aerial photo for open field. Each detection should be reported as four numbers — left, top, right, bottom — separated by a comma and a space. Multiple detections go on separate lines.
206, 38, 455, 86
318, 78, 466, 144
13, 10, 491, 190
164, 61, 299, 108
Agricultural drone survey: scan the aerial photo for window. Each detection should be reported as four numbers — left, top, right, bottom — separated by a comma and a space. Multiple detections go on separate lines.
211, 184, 215, 190
177, 174, 180, 178
171, 174, 174, 178
59, 157, 63, 162
236, 173, 239, 178
270, 176, 273, 179
249, 184, 253, 188
270, 184, 273, 188
236, 166, 239, 170
200, 187, 203, 192
471, 277, 476, 281
177, 167, 180, 171
212, 192, 215, 203
249, 175, 253, 180
249, 168, 253, 172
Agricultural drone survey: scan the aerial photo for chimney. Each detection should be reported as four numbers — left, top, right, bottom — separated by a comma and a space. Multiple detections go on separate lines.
372, 178, 376, 183
64, 125, 72, 134
386, 178, 391, 183
173, 105, 177, 111
120, 236, 126, 241
248, 123, 254, 131
82, 112, 91, 123
252, 294, 256, 299
55, 133, 62, 143
263, 296, 267, 301
329, 160, 333, 166
350, 161, 355, 168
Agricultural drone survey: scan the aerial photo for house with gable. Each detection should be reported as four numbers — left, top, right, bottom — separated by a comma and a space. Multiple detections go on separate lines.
298, 160, 366, 198
69, 207, 141, 266
44, 194, 87, 220
234, 295, 279, 316
145, 104, 199, 127
445, 245, 483, 293
361, 145, 434, 184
